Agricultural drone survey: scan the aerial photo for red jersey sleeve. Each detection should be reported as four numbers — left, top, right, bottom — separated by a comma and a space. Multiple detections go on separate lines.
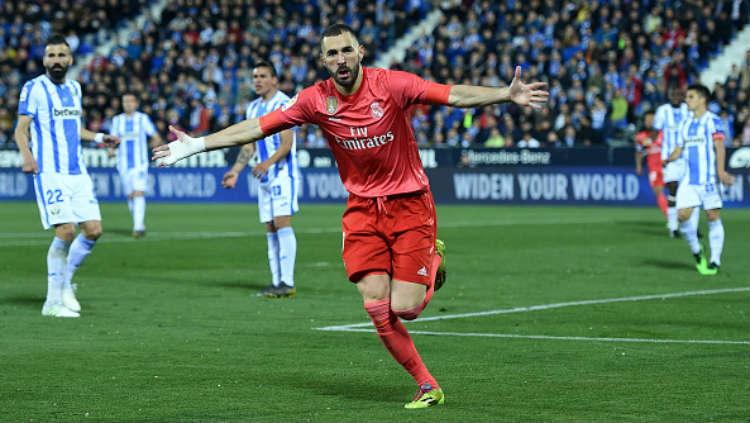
385, 69, 451, 108
259, 87, 315, 135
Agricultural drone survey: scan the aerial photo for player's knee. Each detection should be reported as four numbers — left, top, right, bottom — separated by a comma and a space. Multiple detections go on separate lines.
390, 294, 424, 320
392, 308, 420, 321
82, 223, 103, 240
54, 224, 76, 241
356, 274, 390, 302
677, 209, 692, 222
706, 210, 720, 221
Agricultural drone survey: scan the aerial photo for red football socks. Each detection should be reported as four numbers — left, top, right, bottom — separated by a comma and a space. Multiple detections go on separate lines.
657, 192, 668, 215
364, 298, 438, 388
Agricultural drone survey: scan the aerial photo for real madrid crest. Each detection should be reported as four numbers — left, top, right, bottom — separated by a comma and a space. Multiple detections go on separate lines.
370, 101, 384, 119
326, 96, 338, 115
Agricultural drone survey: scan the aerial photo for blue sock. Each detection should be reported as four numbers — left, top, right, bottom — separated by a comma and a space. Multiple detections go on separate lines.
65, 234, 97, 288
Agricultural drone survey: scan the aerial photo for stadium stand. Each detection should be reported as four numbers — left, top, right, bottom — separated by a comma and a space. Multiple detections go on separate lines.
397, 0, 750, 148
1, 0, 748, 150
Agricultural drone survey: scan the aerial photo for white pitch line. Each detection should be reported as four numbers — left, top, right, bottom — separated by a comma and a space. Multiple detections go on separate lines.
330, 328, 749, 346
316, 287, 750, 331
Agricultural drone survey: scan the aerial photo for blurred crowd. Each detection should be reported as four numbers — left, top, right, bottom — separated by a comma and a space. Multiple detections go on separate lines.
398, 0, 750, 148
0, 0, 149, 146
1, 0, 749, 151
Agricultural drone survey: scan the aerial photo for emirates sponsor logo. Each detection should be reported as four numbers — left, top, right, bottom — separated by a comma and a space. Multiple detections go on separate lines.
334, 126, 395, 150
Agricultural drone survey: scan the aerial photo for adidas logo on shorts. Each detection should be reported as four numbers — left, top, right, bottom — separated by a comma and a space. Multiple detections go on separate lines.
417, 266, 428, 276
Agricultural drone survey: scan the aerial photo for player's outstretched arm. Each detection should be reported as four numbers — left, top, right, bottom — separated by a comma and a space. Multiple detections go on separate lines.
448, 66, 548, 109
154, 118, 265, 166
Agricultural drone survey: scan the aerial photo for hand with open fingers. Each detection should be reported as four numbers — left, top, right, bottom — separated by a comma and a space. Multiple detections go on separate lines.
152, 125, 206, 166
508, 65, 549, 110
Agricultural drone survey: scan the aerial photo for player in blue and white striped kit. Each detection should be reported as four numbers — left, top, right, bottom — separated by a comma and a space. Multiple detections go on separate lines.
14, 35, 119, 317
654, 87, 691, 237
666, 84, 735, 275
109, 93, 162, 238
222, 61, 300, 298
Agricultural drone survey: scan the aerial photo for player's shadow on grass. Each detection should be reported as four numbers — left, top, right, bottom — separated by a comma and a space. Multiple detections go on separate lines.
641, 258, 688, 270
2, 295, 42, 308
618, 221, 666, 236
107, 228, 137, 237
274, 373, 400, 403
210, 281, 269, 291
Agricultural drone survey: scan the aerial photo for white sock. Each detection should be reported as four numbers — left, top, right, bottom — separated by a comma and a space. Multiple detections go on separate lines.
277, 227, 296, 287
266, 232, 281, 287
65, 234, 97, 288
667, 207, 678, 232
690, 207, 700, 227
708, 219, 724, 265
47, 237, 70, 304
127, 198, 134, 213
679, 214, 702, 255
133, 196, 146, 231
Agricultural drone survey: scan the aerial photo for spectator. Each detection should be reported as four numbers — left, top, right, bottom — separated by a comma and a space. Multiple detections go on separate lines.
484, 128, 505, 148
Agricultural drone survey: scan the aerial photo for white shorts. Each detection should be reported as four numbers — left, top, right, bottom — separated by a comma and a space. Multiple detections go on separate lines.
676, 182, 723, 210
258, 174, 299, 223
119, 166, 148, 195
33, 172, 101, 230
663, 159, 686, 183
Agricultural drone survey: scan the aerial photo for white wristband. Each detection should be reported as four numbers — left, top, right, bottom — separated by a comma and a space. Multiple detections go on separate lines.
94, 133, 105, 143
161, 136, 207, 166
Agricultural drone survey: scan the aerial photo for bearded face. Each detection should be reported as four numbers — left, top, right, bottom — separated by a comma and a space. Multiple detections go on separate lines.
321, 32, 364, 91
43, 43, 73, 83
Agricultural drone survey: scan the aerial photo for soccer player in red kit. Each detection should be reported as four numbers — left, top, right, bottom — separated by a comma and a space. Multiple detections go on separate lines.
154, 24, 548, 408
634, 110, 668, 215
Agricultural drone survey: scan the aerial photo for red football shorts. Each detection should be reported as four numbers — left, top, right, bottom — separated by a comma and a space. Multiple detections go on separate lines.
648, 164, 664, 188
341, 190, 437, 285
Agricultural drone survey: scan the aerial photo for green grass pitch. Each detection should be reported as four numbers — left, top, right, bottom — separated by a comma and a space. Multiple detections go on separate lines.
0, 201, 748, 422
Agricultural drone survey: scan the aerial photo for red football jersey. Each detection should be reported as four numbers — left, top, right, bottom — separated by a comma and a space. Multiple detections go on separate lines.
260, 67, 451, 197
635, 130, 662, 169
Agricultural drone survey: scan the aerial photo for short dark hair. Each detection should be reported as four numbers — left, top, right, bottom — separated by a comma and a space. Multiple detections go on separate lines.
45, 34, 70, 48
322, 23, 356, 39
321, 23, 358, 50
253, 60, 277, 77
687, 83, 711, 100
